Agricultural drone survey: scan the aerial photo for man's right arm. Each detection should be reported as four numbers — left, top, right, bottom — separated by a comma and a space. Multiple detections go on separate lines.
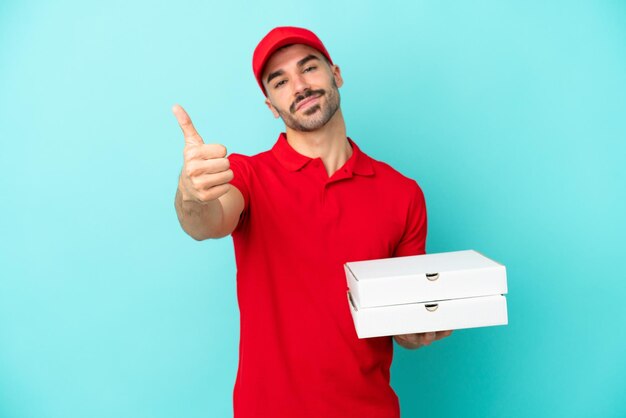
172, 104, 245, 240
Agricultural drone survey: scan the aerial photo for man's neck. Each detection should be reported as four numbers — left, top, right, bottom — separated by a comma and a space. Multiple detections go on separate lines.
284, 109, 352, 177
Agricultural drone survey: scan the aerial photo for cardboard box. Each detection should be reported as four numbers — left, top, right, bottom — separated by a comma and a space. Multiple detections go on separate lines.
347, 293, 508, 338
344, 250, 508, 338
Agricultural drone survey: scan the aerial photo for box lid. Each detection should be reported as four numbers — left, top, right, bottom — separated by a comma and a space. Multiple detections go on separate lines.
344, 250, 507, 308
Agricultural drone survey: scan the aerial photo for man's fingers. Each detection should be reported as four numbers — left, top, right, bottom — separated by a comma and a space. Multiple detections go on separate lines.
185, 158, 230, 177
190, 170, 234, 190
406, 334, 421, 345
172, 104, 204, 146
394, 330, 453, 349
184, 144, 228, 161
435, 330, 453, 341
396, 333, 421, 346
197, 183, 231, 202
421, 332, 436, 345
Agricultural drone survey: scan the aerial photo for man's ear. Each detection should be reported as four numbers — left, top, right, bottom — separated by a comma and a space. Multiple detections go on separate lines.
332, 64, 344, 88
265, 98, 280, 118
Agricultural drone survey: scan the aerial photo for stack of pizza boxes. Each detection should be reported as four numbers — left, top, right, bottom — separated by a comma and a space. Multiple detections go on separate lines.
345, 250, 508, 339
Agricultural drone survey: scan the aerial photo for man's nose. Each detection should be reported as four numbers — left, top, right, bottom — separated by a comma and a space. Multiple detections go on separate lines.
292, 73, 311, 97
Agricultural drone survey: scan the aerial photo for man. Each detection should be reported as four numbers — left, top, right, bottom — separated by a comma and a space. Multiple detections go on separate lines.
173, 26, 452, 418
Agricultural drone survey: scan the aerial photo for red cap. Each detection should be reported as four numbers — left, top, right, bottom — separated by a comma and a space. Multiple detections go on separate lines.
253, 26, 333, 95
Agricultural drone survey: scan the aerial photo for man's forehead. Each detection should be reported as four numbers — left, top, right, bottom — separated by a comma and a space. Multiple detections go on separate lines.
262, 44, 324, 77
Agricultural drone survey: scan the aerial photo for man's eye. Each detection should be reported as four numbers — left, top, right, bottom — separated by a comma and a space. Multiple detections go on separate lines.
304, 66, 317, 73
274, 80, 287, 88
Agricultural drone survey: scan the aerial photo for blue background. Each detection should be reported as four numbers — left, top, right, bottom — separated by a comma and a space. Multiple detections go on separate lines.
1, 1, 625, 417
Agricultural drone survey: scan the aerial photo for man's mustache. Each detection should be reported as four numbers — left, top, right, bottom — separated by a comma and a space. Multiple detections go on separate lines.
290, 89, 326, 114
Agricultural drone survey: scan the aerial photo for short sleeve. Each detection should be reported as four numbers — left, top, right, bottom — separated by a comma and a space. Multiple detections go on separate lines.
228, 153, 251, 210
228, 153, 252, 234
393, 181, 428, 257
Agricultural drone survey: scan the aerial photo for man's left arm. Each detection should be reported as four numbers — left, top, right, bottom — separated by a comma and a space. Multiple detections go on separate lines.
392, 181, 453, 349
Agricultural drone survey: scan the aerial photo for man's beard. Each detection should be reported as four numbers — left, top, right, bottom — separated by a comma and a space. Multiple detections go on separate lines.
272, 80, 341, 132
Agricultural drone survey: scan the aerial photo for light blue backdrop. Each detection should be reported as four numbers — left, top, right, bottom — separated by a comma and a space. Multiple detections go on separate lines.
1, 1, 625, 417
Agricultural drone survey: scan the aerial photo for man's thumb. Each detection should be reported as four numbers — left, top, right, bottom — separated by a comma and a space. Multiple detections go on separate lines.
172, 104, 204, 146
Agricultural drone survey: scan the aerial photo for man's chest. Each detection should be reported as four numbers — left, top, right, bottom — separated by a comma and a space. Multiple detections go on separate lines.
246, 175, 406, 263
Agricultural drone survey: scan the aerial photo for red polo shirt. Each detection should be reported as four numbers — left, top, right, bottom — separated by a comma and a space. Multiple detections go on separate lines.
228, 133, 427, 418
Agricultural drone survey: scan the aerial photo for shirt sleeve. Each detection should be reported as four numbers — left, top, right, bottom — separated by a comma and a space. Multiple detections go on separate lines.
393, 180, 428, 257
228, 153, 251, 231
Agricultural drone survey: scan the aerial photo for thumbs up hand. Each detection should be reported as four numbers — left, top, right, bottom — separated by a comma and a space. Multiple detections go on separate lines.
173, 104, 234, 203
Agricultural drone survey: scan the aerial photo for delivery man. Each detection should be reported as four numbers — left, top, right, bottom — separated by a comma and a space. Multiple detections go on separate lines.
173, 26, 452, 418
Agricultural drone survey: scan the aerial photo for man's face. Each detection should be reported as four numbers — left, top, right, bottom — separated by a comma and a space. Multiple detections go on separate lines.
262, 44, 343, 132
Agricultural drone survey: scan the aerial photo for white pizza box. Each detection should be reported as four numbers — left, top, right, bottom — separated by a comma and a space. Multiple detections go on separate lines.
344, 250, 507, 309
348, 292, 508, 338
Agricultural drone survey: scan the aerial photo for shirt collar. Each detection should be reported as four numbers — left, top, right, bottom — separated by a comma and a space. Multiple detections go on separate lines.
271, 133, 374, 176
